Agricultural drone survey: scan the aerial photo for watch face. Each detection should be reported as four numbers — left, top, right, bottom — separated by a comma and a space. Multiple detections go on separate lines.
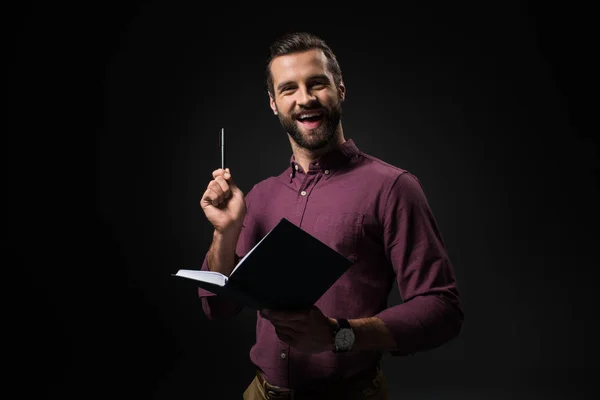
335, 328, 355, 350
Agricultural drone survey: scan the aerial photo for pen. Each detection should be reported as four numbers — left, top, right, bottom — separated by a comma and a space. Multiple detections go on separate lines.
220, 128, 225, 170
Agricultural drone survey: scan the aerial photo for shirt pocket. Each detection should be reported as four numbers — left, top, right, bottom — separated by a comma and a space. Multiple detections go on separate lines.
312, 212, 364, 262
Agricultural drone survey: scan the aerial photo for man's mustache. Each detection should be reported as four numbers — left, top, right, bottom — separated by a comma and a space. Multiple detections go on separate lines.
293, 102, 326, 118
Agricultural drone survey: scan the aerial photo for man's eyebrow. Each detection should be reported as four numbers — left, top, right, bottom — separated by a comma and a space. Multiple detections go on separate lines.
276, 75, 332, 92
307, 74, 331, 82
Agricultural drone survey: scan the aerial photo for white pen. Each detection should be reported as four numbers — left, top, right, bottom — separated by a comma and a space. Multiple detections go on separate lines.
220, 128, 225, 170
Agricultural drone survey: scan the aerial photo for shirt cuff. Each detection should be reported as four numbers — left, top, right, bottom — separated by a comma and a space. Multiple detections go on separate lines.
375, 301, 426, 356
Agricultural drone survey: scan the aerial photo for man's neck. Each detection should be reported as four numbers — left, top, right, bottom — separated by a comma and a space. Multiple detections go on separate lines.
290, 131, 346, 173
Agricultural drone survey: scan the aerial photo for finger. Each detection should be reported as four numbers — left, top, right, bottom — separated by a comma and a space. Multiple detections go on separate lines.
207, 180, 224, 197
204, 184, 224, 206
201, 189, 218, 207
214, 176, 231, 198
263, 309, 307, 322
272, 319, 305, 331
274, 325, 297, 335
268, 316, 304, 331
212, 168, 226, 179
223, 168, 240, 192
277, 333, 294, 345
275, 328, 296, 344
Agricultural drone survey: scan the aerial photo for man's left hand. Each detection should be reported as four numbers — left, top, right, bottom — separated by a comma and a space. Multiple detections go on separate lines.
260, 306, 337, 354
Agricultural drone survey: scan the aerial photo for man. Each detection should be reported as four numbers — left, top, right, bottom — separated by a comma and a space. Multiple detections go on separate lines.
198, 32, 463, 399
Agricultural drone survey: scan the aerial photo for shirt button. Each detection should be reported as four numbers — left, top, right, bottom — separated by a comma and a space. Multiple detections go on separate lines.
294, 165, 299, 170
280, 352, 286, 359
324, 169, 330, 175
300, 191, 307, 196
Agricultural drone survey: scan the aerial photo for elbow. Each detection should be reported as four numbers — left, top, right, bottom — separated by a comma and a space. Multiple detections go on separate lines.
423, 294, 463, 350
440, 294, 464, 344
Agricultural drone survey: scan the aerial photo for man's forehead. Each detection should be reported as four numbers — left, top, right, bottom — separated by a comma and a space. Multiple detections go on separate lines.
270, 49, 330, 82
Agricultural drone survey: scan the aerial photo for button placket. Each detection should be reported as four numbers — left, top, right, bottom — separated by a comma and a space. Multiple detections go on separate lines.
296, 175, 317, 228
299, 175, 314, 198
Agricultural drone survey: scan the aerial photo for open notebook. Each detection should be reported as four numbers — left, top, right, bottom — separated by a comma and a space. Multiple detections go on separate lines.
173, 217, 354, 311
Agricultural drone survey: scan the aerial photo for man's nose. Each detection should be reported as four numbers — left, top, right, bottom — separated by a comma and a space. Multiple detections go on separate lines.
297, 87, 317, 106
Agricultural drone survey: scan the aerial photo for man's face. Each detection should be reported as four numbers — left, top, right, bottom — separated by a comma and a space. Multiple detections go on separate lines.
269, 49, 345, 151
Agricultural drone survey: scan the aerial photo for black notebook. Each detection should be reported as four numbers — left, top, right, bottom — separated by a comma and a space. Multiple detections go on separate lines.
172, 217, 355, 311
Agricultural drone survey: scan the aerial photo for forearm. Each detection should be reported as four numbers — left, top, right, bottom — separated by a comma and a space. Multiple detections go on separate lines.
199, 229, 243, 320
346, 317, 398, 352
206, 229, 240, 276
376, 293, 463, 355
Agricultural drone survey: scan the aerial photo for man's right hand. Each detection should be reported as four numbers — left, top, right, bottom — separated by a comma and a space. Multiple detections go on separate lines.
200, 168, 246, 235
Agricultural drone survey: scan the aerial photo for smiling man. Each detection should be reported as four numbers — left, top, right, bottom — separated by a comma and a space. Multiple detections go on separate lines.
198, 32, 464, 399
269, 46, 344, 156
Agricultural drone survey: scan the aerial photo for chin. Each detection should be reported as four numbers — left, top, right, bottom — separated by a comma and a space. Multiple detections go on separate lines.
303, 137, 331, 151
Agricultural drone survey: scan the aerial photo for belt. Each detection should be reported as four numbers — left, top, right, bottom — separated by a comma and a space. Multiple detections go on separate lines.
256, 366, 383, 400
256, 371, 293, 399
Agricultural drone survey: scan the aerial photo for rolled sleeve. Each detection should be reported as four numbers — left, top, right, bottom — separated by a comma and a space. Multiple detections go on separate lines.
377, 172, 464, 355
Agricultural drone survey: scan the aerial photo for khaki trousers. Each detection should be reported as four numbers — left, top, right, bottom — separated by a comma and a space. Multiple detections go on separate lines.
243, 369, 389, 400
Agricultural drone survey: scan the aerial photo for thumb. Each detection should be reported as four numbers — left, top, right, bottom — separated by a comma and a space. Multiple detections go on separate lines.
224, 168, 240, 192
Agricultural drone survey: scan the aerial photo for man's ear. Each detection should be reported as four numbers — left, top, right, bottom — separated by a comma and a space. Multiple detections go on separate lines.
339, 81, 346, 102
268, 92, 278, 115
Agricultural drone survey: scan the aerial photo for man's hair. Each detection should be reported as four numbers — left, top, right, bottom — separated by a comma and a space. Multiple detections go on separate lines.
265, 32, 343, 96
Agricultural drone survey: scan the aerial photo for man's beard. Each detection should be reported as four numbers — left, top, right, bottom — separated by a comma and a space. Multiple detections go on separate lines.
278, 101, 342, 151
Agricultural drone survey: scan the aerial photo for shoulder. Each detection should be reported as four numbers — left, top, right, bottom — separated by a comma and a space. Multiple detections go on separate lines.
354, 150, 429, 208
242, 169, 290, 206
247, 170, 289, 193
354, 150, 419, 192
359, 152, 407, 178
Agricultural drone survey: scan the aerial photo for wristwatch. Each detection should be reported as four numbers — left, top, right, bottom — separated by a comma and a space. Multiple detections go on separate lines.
332, 318, 355, 353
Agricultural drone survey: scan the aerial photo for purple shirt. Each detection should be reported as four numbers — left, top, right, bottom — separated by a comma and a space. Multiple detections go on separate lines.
198, 139, 463, 389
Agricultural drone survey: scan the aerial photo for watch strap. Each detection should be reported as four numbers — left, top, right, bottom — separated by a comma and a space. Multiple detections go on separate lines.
336, 318, 351, 331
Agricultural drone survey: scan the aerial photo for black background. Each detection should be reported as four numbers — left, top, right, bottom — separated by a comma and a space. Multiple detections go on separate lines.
7, 1, 598, 399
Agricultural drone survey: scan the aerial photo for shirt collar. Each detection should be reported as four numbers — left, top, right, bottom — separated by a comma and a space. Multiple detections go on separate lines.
289, 139, 360, 176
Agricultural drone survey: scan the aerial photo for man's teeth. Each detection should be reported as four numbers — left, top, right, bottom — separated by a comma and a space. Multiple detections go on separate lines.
298, 113, 322, 120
